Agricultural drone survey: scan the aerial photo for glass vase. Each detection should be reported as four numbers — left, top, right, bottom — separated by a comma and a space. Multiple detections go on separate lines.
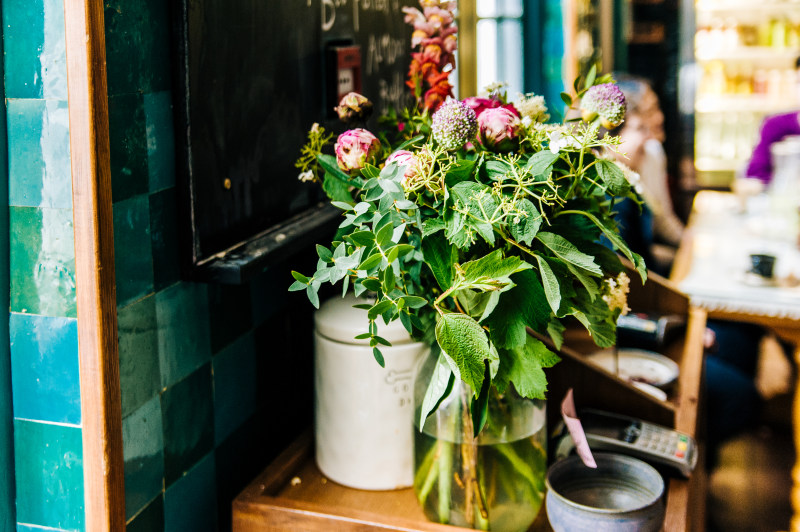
413, 358, 548, 531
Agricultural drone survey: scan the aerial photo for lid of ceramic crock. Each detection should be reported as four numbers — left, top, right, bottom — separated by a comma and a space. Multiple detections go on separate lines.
314, 293, 416, 345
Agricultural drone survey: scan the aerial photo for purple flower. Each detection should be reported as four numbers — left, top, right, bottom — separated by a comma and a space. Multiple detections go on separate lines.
385, 150, 417, 184
478, 107, 522, 152
335, 129, 381, 172
335, 92, 374, 124
580, 83, 627, 128
431, 99, 478, 151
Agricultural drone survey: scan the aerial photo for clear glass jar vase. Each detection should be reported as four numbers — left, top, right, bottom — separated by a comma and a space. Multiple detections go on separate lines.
413, 356, 548, 531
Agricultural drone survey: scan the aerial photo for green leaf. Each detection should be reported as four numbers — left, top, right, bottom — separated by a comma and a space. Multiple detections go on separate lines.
471, 365, 491, 437
595, 159, 630, 195
317, 153, 365, 187
323, 172, 354, 203
422, 218, 446, 237
348, 230, 375, 246
459, 250, 532, 290
445, 158, 477, 186
560, 92, 573, 108
354, 332, 371, 340
534, 255, 561, 314
361, 278, 381, 292
573, 211, 647, 282
566, 263, 600, 301
483, 270, 551, 349
368, 300, 393, 320
381, 266, 396, 293
536, 232, 601, 275
361, 164, 381, 180
331, 201, 354, 211
484, 159, 512, 181
358, 253, 382, 271
584, 63, 597, 90
495, 335, 561, 400
395, 134, 425, 151
435, 313, 495, 395
371, 335, 392, 347
291, 271, 310, 283
306, 284, 320, 309
288, 280, 306, 292
418, 350, 455, 427
400, 295, 428, 309
376, 222, 394, 247
509, 199, 542, 246
547, 319, 566, 350
524, 151, 559, 178
572, 310, 617, 347
372, 347, 385, 367
421, 234, 456, 290
316, 245, 333, 263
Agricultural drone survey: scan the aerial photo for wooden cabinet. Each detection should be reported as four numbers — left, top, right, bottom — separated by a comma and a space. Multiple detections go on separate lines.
232, 269, 708, 531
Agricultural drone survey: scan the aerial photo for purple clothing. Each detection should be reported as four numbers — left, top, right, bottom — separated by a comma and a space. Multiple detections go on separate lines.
745, 111, 800, 183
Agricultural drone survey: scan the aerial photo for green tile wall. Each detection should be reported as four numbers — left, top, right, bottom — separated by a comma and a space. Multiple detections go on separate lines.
4, 0, 85, 529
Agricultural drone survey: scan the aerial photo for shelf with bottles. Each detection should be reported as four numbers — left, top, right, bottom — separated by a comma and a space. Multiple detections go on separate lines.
696, 60, 799, 104
694, 157, 746, 173
696, 95, 800, 113
695, 15, 800, 52
695, 112, 762, 173
697, 1, 800, 19
696, 46, 800, 62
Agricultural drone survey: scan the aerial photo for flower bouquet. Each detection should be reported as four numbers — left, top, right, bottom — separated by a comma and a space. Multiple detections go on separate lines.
291, 1, 645, 530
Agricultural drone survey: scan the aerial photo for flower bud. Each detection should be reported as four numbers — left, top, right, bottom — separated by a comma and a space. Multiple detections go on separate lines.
335, 128, 381, 172
385, 150, 418, 184
431, 99, 478, 151
334, 92, 374, 124
580, 83, 626, 128
478, 107, 522, 152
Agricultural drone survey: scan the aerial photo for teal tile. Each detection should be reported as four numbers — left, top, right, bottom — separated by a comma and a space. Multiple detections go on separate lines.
122, 397, 164, 520
104, 0, 171, 96
126, 494, 163, 532
17, 524, 70, 531
155, 282, 211, 388
144, 92, 175, 193
161, 365, 214, 486
10, 313, 80, 424
108, 93, 148, 203
7, 99, 72, 208
208, 284, 253, 353
4, 0, 68, 100
163, 453, 216, 532
14, 420, 84, 530
9, 207, 77, 318
113, 195, 154, 307
117, 295, 160, 417
213, 332, 256, 445
149, 189, 180, 292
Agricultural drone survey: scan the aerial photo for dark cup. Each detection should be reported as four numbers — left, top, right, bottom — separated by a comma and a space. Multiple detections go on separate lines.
749, 253, 776, 279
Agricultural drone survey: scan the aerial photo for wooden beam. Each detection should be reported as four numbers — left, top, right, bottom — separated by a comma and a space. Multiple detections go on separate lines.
63, 0, 125, 529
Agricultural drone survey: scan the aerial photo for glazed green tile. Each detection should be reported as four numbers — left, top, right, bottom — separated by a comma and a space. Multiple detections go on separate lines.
163, 453, 216, 532
10, 313, 80, 425
10, 206, 77, 318
7, 99, 72, 209
155, 282, 211, 388
104, 0, 171, 96
122, 396, 164, 520
108, 93, 148, 203
113, 195, 154, 307
161, 365, 214, 486
17, 524, 70, 531
213, 332, 256, 445
126, 494, 164, 532
208, 283, 253, 353
144, 92, 176, 193
4, 0, 68, 100
118, 295, 160, 417
14, 419, 84, 530
149, 189, 180, 292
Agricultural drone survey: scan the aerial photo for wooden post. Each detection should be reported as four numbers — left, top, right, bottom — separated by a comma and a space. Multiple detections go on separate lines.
63, 0, 125, 529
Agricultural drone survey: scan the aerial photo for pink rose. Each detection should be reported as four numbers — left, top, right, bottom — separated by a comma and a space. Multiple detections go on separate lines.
478, 107, 523, 152
335, 129, 381, 172
462, 96, 520, 119
386, 150, 417, 184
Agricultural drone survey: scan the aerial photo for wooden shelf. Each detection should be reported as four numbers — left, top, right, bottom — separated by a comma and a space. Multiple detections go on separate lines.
232, 268, 708, 531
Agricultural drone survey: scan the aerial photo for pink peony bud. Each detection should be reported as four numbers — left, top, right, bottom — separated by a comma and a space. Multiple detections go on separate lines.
385, 150, 417, 184
462, 96, 520, 119
335, 129, 381, 172
477, 107, 523, 152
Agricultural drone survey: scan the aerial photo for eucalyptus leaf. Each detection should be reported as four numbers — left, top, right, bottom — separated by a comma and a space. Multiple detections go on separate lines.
372, 347, 386, 367
291, 271, 310, 284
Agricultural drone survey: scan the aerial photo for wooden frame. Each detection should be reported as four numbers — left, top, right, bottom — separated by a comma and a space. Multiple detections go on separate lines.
63, 0, 125, 529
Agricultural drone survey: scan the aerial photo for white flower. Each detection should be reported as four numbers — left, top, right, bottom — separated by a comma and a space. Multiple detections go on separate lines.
548, 130, 574, 154
515, 93, 550, 123
298, 170, 314, 182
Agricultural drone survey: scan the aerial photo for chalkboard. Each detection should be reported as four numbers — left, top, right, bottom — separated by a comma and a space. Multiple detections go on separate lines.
172, 0, 415, 282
